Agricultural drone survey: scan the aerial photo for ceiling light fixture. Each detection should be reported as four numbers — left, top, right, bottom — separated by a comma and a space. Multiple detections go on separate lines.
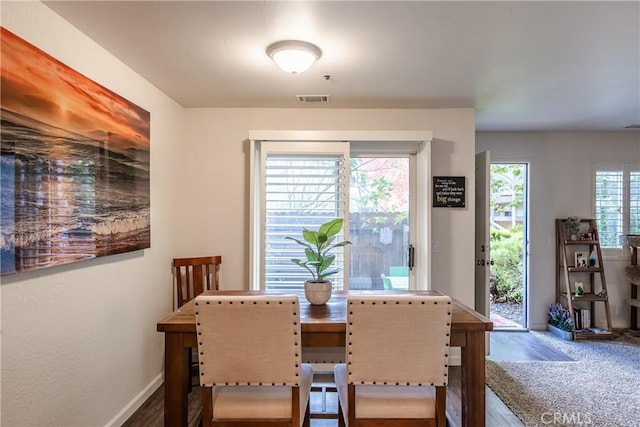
266, 40, 322, 74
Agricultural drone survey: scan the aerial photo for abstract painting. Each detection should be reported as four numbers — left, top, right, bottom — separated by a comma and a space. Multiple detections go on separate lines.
1, 27, 150, 275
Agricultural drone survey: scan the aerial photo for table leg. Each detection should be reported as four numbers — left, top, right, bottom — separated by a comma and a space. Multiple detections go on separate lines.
460, 331, 486, 427
164, 333, 190, 427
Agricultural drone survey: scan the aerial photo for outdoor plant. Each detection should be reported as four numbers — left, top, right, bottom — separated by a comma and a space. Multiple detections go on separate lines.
490, 226, 524, 303
547, 302, 573, 331
285, 218, 352, 283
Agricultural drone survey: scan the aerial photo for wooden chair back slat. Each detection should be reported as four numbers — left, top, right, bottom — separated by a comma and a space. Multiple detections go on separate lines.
172, 256, 222, 308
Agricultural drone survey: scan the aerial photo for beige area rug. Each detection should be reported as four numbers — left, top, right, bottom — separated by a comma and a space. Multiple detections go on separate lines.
486, 330, 640, 427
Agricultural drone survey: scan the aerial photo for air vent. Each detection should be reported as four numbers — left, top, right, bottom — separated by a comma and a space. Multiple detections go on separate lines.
296, 95, 330, 103
624, 124, 640, 129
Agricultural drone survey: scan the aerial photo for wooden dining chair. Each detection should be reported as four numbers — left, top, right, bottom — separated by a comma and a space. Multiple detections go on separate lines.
334, 294, 452, 427
173, 255, 222, 391
194, 294, 313, 427
173, 255, 222, 307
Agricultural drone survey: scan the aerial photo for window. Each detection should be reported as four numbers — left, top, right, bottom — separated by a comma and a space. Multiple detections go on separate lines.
593, 162, 640, 249
349, 155, 414, 291
261, 142, 349, 290
249, 131, 432, 291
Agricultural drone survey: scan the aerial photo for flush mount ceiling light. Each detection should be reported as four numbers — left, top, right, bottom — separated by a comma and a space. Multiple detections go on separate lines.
266, 40, 322, 74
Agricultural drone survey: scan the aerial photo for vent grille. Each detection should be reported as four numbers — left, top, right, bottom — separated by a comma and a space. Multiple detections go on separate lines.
625, 124, 640, 129
296, 95, 330, 103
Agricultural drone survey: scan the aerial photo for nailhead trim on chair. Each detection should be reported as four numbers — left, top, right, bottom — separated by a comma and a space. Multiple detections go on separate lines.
195, 297, 302, 387
346, 296, 452, 387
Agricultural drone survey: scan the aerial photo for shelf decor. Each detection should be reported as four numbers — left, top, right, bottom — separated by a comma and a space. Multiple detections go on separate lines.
565, 216, 581, 240
574, 252, 588, 268
0, 28, 151, 275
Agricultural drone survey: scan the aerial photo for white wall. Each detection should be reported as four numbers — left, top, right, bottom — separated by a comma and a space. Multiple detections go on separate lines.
180, 108, 477, 302
1, 3, 477, 425
477, 132, 640, 330
1, 5, 478, 424
7, 2, 635, 424
1, 2, 184, 426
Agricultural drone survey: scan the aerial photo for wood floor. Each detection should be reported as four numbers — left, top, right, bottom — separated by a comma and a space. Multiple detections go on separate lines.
123, 331, 566, 427
487, 330, 574, 362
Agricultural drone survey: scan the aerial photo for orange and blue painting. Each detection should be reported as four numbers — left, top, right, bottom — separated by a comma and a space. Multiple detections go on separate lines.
1, 28, 150, 275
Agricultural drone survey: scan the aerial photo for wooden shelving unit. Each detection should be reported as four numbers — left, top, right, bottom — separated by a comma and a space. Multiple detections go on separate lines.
555, 218, 613, 340
620, 234, 640, 330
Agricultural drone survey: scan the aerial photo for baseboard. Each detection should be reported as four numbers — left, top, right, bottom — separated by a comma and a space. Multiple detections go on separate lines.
530, 323, 548, 331
105, 373, 163, 427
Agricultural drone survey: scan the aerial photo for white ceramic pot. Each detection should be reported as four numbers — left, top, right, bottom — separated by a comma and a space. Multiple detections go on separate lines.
304, 280, 332, 305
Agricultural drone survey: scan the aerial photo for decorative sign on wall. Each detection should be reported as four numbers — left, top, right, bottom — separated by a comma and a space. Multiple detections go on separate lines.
433, 176, 466, 208
0, 27, 151, 275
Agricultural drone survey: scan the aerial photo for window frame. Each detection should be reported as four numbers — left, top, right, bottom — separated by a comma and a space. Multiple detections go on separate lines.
249, 130, 432, 291
592, 161, 640, 255
260, 141, 351, 290
349, 151, 417, 290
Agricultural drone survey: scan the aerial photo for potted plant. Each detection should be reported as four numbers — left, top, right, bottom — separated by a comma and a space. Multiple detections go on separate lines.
285, 218, 351, 305
547, 302, 573, 340
566, 216, 581, 240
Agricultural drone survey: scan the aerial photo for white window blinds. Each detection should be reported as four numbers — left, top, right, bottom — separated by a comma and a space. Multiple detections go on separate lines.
261, 142, 349, 290
595, 170, 623, 248
631, 171, 640, 235
594, 163, 640, 248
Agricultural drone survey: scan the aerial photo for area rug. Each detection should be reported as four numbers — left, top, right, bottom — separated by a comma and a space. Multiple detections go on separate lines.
486, 331, 640, 427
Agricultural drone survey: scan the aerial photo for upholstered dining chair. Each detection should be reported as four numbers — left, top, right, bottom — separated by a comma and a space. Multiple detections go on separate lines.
194, 294, 313, 427
334, 294, 452, 427
173, 255, 222, 308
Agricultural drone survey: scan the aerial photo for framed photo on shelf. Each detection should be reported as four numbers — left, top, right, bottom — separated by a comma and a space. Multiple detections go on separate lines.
574, 251, 588, 268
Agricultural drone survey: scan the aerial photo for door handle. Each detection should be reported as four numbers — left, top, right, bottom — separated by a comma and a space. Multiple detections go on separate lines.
408, 245, 415, 270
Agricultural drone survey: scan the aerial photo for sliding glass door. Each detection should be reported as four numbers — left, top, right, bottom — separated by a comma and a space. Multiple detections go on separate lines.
349, 156, 414, 290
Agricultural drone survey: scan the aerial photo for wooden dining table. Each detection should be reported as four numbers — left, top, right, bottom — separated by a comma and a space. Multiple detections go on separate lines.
156, 289, 493, 427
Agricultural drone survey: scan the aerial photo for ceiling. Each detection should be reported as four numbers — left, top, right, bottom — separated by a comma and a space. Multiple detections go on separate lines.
44, 1, 640, 132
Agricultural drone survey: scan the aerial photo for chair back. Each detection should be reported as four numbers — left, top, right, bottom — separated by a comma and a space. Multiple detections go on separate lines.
194, 294, 303, 386
346, 294, 452, 386
173, 256, 221, 307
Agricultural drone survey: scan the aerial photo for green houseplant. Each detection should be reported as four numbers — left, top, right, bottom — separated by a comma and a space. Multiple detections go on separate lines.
285, 218, 351, 305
